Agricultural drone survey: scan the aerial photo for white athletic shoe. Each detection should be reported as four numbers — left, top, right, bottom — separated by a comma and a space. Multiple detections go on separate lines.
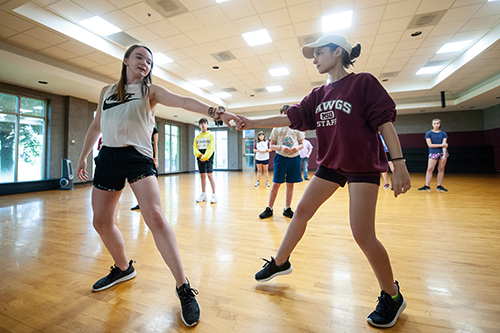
196, 193, 207, 202
210, 194, 218, 204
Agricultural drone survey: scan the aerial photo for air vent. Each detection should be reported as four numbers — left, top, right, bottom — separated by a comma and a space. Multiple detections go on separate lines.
253, 88, 267, 93
407, 10, 447, 29
379, 72, 399, 79
145, 0, 188, 19
298, 33, 323, 47
106, 32, 140, 47
211, 51, 236, 62
311, 80, 327, 87
222, 87, 237, 92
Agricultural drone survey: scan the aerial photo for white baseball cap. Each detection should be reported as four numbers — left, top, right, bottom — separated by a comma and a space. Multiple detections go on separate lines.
302, 34, 352, 59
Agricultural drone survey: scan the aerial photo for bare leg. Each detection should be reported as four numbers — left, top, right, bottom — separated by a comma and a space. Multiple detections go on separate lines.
425, 158, 438, 186
92, 188, 129, 270
437, 158, 447, 186
206, 172, 216, 194
275, 177, 338, 265
285, 183, 294, 208
381, 171, 389, 184
268, 182, 281, 208
348, 182, 396, 295
199, 172, 207, 193
256, 164, 263, 182
263, 164, 269, 182
131, 176, 186, 287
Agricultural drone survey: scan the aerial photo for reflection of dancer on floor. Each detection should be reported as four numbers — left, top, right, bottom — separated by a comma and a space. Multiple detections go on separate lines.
194, 118, 217, 204
76, 45, 239, 327
131, 127, 158, 210
254, 131, 271, 187
236, 34, 411, 329
418, 118, 449, 192
380, 134, 394, 189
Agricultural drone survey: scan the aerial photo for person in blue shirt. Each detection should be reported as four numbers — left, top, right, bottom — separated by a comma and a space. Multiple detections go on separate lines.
418, 118, 449, 192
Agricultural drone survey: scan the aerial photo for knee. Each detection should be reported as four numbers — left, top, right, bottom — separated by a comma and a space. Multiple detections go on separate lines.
351, 228, 376, 250
93, 218, 113, 234
143, 210, 167, 231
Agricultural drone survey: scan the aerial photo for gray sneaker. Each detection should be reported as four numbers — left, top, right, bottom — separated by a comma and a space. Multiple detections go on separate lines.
92, 260, 136, 291
176, 279, 200, 327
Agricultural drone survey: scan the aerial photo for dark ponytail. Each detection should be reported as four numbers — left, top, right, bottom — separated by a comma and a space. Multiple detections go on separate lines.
327, 43, 361, 69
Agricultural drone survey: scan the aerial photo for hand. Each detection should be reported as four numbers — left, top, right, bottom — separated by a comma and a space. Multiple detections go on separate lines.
219, 112, 243, 130
77, 158, 88, 181
443, 143, 448, 148
235, 115, 253, 130
283, 146, 292, 154
390, 162, 411, 198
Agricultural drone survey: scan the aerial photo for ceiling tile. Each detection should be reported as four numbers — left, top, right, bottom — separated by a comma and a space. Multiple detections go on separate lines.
250, 0, 286, 13
192, 5, 229, 26
219, 0, 257, 20
38, 45, 77, 60
107, 0, 141, 9
7, 34, 51, 50
288, 1, 320, 24
23, 27, 68, 45
383, 0, 419, 20
145, 19, 181, 38
259, 8, 292, 29
126, 26, 161, 42
72, 0, 117, 16
185, 28, 218, 44
232, 15, 264, 34
102, 10, 141, 30
208, 22, 240, 39
168, 12, 205, 32
0, 11, 36, 32
48, 0, 93, 22
121, 2, 163, 23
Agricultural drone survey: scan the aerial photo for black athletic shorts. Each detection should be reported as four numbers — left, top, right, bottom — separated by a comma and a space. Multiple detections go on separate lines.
197, 149, 214, 173
314, 165, 380, 187
93, 146, 157, 191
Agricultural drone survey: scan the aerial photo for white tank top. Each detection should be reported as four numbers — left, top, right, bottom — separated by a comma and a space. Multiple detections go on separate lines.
100, 83, 154, 158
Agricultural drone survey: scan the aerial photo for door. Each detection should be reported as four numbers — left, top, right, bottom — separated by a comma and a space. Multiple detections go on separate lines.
242, 129, 255, 171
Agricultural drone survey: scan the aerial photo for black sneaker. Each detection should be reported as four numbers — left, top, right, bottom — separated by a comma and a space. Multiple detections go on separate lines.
283, 207, 294, 218
367, 281, 407, 328
176, 279, 200, 327
259, 207, 273, 219
255, 257, 293, 282
131, 204, 140, 210
437, 185, 448, 192
92, 260, 136, 291
418, 185, 431, 191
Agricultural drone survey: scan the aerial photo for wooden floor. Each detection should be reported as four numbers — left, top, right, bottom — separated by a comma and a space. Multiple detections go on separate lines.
1, 172, 500, 333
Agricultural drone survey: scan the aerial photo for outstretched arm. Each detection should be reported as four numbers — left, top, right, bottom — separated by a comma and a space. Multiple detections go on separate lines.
149, 84, 241, 128
378, 122, 411, 198
236, 115, 291, 130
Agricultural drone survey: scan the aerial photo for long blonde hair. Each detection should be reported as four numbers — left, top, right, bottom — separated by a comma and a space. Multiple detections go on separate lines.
116, 45, 153, 102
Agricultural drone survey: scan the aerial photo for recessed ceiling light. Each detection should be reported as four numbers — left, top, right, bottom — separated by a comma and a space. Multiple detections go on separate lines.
416, 66, 442, 75
193, 80, 213, 87
411, 31, 422, 37
436, 40, 472, 54
322, 10, 353, 32
154, 52, 173, 64
214, 92, 232, 98
212, 66, 219, 69
266, 85, 283, 92
268, 67, 289, 77
216, 0, 231, 3
242, 29, 272, 46
79, 16, 121, 37
37, 80, 48, 84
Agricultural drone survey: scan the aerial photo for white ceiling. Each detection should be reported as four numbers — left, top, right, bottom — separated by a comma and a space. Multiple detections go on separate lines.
1, 0, 500, 126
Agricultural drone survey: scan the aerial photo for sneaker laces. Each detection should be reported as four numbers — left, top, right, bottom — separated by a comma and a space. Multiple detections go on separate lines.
178, 285, 199, 302
374, 291, 393, 315
260, 257, 274, 268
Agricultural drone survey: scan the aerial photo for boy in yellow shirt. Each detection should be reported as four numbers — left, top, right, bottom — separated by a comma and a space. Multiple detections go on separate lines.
193, 118, 217, 203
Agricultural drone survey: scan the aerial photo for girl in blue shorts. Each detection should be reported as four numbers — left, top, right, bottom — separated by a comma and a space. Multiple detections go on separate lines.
418, 118, 449, 192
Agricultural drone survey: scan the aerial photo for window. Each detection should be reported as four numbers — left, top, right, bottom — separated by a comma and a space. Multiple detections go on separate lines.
164, 124, 179, 172
0, 92, 47, 182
